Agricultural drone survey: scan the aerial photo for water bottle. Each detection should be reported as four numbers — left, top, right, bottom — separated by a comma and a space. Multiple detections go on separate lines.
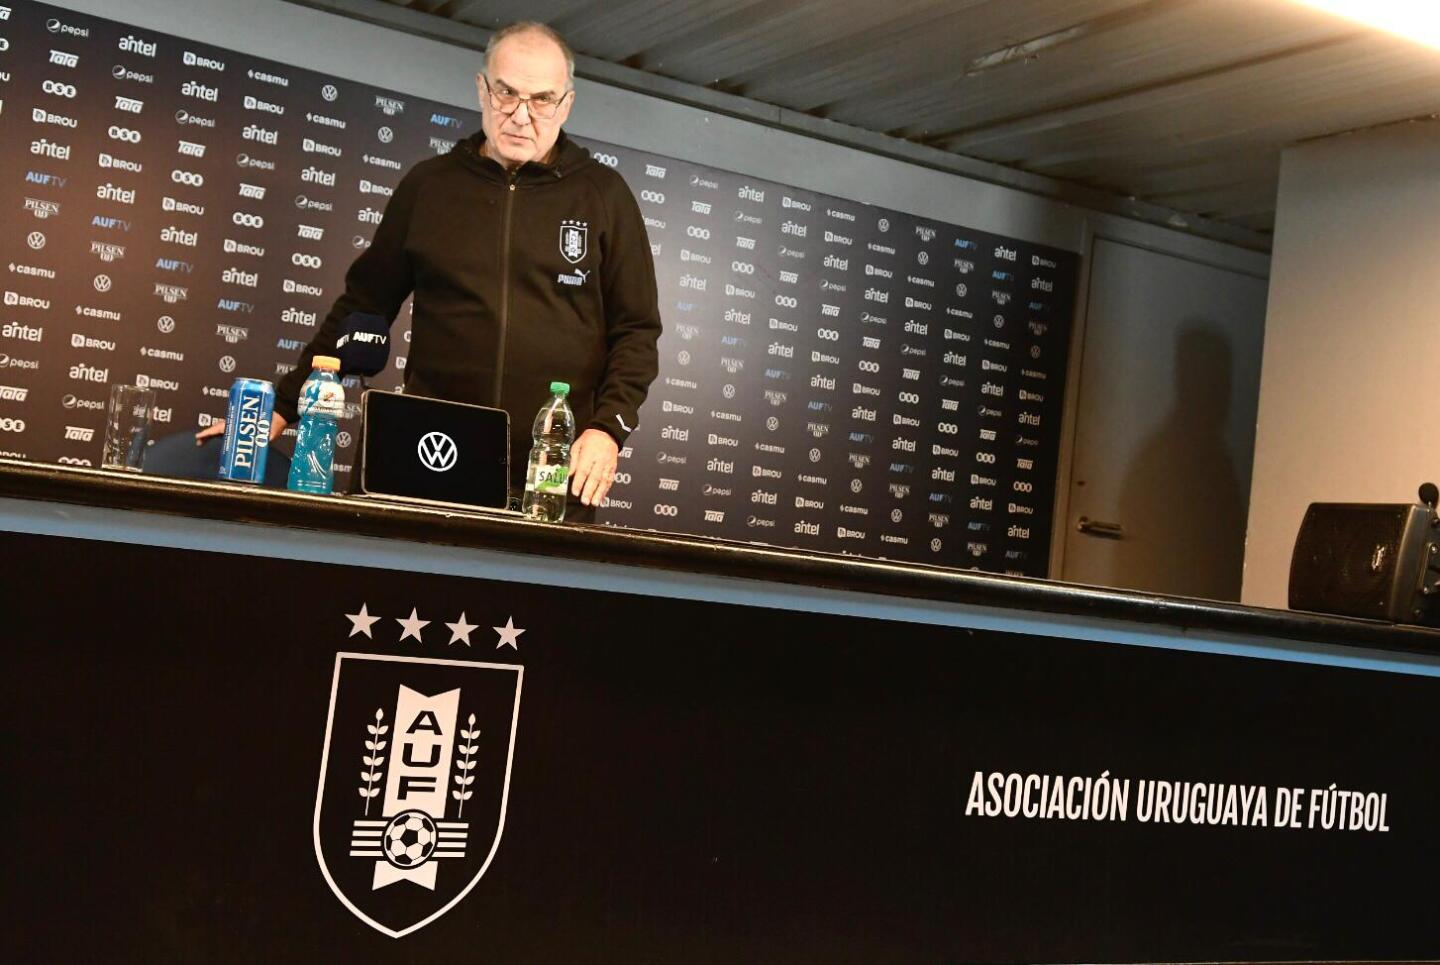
522, 381, 575, 522
287, 355, 345, 494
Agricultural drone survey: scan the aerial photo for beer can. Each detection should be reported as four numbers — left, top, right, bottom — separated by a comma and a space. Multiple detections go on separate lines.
219, 377, 276, 484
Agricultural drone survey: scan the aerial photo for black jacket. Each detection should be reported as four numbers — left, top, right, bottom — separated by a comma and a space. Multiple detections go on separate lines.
277, 130, 661, 485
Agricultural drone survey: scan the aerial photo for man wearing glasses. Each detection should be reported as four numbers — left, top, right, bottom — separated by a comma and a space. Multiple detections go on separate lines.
263, 22, 661, 516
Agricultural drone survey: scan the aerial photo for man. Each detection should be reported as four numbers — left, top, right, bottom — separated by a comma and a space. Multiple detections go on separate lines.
201, 22, 660, 514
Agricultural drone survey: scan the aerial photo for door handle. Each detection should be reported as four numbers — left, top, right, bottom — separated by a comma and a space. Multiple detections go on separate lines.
1076, 516, 1124, 539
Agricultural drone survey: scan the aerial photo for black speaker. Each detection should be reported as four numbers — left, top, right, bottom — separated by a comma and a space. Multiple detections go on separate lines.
1288, 493, 1440, 625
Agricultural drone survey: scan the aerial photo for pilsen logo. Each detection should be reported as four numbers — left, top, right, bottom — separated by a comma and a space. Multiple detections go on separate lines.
558, 219, 587, 265
315, 653, 521, 937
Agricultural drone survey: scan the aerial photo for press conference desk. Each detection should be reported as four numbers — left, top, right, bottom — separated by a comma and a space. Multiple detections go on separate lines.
2, 458, 1438, 964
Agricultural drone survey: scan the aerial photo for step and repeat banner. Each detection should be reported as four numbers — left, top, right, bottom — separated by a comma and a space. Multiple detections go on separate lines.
0, 0, 1077, 575
5, 530, 1440, 961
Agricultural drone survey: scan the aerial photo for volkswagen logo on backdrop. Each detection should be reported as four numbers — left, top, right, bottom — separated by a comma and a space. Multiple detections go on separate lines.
417, 431, 457, 472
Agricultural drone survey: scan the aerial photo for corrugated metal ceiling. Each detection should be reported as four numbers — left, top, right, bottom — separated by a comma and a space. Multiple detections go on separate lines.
379, 0, 1440, 244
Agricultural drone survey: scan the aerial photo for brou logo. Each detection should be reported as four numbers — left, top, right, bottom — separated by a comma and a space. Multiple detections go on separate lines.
315, 653, 521, 937
417, 431, 457, 472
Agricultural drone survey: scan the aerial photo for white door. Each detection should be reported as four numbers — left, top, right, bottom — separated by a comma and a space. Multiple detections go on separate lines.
1061, 239, 1269, 601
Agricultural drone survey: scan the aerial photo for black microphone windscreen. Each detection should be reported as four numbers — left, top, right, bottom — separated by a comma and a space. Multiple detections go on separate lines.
335, 312, 390, 377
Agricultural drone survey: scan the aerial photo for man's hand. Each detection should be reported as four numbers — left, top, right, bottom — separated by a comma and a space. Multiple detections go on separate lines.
193, 411, 289, 445
569, 427, 619, 507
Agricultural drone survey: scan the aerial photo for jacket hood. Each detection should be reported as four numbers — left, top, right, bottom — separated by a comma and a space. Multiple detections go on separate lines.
451, 129, 594, 182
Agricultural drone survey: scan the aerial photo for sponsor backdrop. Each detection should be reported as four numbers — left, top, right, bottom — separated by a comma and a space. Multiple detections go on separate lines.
0, 0, 1076, 575
5, 531, 1439, 961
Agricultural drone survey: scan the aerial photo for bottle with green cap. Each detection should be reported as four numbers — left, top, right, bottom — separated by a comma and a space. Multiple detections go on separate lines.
522, 381, 575, 522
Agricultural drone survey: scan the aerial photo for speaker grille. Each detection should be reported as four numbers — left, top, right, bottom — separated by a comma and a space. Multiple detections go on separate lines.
1289, 504, 1411, 620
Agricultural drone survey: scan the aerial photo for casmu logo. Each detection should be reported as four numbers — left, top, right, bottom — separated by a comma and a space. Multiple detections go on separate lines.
417, 431, 457, 472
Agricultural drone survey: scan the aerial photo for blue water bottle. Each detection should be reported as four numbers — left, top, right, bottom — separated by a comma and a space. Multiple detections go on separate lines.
287, 355, 345, 494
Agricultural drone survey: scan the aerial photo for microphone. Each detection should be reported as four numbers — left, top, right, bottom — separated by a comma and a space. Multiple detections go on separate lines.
334, 312, 390, 377
1420, 482, 1438, 510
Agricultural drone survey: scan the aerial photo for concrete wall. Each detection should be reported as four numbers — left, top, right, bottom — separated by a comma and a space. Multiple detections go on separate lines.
1243, 118, 1440, 607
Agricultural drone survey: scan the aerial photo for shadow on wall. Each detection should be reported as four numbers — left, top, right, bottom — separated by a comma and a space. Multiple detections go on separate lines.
1117, 324, 1247, 601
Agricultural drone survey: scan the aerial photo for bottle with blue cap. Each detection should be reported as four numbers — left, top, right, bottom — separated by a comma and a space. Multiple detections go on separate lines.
522, 381, 575, 522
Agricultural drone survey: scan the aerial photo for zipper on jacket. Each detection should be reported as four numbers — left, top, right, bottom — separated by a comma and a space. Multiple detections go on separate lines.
495, 177, 517, 408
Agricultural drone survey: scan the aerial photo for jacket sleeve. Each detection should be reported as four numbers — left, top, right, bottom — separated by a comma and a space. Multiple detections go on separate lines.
273, 170, 419, 424
589, 174, 661, 446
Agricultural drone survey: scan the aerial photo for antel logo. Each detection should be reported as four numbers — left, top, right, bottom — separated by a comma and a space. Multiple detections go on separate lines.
417, 431, 457, 472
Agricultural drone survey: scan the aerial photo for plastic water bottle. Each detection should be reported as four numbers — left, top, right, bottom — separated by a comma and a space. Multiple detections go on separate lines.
522, 381, 575, 522
287, 355, 345, 494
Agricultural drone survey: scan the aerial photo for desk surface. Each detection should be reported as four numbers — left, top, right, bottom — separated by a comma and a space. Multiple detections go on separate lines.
3, 457, 1438, 656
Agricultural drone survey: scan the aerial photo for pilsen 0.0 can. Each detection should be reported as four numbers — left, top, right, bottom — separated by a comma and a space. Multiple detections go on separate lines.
219, 377, 276, 483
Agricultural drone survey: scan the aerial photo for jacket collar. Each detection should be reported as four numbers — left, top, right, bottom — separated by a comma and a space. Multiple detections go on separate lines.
453, 130, 592, 183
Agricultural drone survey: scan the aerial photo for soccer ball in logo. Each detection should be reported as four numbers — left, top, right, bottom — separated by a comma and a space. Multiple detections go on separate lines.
383, 810, 437, 869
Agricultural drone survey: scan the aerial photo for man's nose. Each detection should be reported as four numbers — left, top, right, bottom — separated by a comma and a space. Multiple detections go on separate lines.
509, 99, 533, 123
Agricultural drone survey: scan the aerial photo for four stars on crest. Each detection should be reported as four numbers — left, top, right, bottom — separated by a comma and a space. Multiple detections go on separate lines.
345, 603, 525, 650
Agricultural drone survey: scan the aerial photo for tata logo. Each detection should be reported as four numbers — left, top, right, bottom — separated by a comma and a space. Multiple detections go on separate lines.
315, 652, 521, 937
417, 431, 457, 472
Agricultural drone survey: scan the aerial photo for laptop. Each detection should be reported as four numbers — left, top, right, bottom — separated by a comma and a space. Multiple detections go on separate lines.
358, 390, 513, 511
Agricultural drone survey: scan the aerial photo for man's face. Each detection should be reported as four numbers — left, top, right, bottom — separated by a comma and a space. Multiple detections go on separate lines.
476, 31, 574, 169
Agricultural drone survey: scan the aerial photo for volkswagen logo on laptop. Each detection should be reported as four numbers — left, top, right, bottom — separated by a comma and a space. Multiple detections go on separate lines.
416, 431, 457, 472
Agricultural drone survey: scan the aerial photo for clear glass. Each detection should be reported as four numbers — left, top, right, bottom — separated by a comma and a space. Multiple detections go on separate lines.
101, 384, 155, 472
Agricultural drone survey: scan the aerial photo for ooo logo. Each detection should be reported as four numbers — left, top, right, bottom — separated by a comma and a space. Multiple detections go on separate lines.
0, 417, 26, 433
43, 79, 77, 98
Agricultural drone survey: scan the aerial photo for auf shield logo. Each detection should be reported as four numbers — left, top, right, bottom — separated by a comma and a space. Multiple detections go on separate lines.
314, 653, 522, 937
417, 431, 457, 472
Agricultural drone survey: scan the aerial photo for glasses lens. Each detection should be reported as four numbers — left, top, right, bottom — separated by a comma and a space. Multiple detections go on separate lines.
488, 83, 562, 119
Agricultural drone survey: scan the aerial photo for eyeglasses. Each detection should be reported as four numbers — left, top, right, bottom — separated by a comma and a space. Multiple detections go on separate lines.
482, 77, 571, 120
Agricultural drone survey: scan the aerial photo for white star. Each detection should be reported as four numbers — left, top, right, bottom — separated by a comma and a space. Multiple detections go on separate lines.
345, 603, 381, 639
397, 608, 430, 644
446, 612, 478, 646
493, 616, 525, 650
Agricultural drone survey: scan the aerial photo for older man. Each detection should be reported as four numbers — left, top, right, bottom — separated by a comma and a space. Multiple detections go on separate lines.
207, 22, 660, 514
